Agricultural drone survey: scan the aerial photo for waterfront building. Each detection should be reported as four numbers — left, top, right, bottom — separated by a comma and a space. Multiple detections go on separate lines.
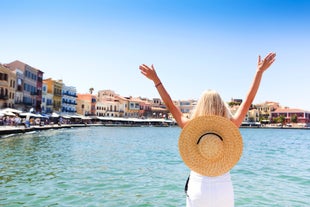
151, 106, 169, 119
256, 101, 280, 123
229, 103, 253, 123
147, 97, 168, 118
96, 90, 124, 117
97, 89, 117, 102
229, 98, 260, 123
126, 97, 141, 118
138, 97, 152, 118
115, 95, 128, 117
36, 70, 43, 112
271, 107, 310, 125
41, 82, 53, 114
61, 84, 77, 114
43, 78, 63, 113
6, 60, 43, 112
247, 108, 260, 122
96, 100, 120, 117
0, 64, 16, 108
14, 68, 23, 110
76, 93, 96, 116
152, 98, 165, 108
230, 98, 243, 105
175, 99, 196, 118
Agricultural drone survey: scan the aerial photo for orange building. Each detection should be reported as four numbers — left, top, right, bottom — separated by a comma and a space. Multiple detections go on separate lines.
77, 94, 96, 116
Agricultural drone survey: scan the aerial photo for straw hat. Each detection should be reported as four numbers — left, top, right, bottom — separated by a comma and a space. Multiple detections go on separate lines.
178, 115, 243, 177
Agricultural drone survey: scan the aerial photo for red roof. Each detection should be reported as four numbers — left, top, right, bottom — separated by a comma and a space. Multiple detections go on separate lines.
273, 108, 310, 113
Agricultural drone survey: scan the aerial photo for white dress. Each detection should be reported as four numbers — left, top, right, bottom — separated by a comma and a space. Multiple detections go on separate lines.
186, 171, 234, 207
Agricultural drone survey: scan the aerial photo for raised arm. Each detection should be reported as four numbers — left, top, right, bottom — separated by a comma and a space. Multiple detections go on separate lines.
139, 64, 189, 128
232, 52, 276, 127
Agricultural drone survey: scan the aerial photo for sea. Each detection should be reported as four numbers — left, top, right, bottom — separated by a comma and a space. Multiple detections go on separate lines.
0, 126, 309, 207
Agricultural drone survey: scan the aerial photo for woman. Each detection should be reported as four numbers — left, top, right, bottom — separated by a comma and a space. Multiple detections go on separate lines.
139, 52, 276, 206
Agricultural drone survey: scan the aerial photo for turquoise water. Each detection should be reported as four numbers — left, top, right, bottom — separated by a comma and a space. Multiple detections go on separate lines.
0, 127, 309, 206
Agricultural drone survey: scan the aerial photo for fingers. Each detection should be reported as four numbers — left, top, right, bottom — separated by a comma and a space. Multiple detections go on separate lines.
264, 52, 276, 63
265, 52, 276, 61
139, 64, 155, 78
139, 64, 156, 74
139, 64, 151, 70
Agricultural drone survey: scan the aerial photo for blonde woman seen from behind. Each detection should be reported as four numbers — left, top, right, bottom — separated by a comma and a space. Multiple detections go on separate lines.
139, 52, 276, 207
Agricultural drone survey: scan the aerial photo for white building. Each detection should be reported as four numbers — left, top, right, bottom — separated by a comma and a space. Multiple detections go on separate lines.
61, 84, 77, 114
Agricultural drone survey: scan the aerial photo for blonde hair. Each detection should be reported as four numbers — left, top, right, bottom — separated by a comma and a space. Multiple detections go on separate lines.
190, 90, 232, 119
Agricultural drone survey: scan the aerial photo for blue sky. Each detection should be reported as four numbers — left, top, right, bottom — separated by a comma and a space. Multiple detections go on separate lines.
1, 0, 310, 110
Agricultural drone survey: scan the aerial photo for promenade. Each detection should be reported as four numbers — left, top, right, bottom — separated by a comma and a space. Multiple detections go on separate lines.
0, 124, 90, 138
0, 117, 177, 138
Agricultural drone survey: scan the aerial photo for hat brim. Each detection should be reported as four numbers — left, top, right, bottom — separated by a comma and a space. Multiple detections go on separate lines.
178, 115, 243, 177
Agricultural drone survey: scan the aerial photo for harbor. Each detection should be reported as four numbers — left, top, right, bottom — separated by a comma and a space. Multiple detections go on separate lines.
0, 116, 176, 138
2, 117, 310, 139
1, 126, 309, 206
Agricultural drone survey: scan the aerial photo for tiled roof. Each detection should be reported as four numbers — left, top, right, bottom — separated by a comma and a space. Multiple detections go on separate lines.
273, 108, 310, 113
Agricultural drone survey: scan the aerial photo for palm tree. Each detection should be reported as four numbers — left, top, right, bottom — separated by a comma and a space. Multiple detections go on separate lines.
89, 87, 94, 94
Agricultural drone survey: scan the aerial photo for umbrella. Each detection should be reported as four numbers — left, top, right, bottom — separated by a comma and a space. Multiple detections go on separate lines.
19, 112, 41, 118
2, 111, 16, 116
1, 108, 22, 114
51, 112, 59, 118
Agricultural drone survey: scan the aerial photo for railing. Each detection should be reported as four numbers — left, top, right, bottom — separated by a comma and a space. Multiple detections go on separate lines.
62, 92, 78, 97
0, 95, 8, 100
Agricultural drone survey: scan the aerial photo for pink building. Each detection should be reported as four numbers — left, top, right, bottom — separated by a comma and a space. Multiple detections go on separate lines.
271, 108, 310, 124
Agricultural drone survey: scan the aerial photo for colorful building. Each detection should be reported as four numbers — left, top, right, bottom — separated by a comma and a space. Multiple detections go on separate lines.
256, 101, 280, 123
61, 84, 77, 114
76, 93, 96, 116
43, 78, 63, 113
271, 108, 310, 125
0, 64, 16, 108
41, 82, 53, 114
6, 60, 43, 112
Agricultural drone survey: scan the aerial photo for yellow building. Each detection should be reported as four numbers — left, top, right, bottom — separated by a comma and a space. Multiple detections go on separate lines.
256, 101, 280, 122
0, 64, 16, 108
43, 78, 63, 112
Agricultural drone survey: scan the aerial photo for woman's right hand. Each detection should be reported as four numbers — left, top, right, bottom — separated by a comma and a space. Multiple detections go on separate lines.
257, 52, 276, 73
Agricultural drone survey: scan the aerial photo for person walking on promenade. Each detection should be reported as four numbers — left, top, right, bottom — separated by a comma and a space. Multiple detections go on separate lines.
139, 52, 276, 207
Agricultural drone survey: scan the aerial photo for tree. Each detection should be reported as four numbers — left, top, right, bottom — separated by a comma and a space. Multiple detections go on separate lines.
279, 115, 286, 124
291, 114, 298, 123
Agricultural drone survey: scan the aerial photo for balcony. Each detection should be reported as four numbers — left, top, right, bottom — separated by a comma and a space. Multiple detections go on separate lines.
62, 92, 78, 97
0, 95, 8, 100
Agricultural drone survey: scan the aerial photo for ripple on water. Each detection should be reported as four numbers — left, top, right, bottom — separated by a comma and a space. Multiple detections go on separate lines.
1, 127, 309, 206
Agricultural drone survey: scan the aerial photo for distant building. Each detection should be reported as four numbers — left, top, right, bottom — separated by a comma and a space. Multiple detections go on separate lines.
43, 78, 63, 113
96, 90, 124, 117
76, 93, 96, 116
41, 82, 53, 114
175, 99, 196, 118
256, 101, 280, 123
138, 97, 152, 118
6, 60, 43, 112
61, 84, 77, 114
0, 64, 16, 108
271, 108, 310, 124
126, 97, 141, 118
230, 98, 242, 105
